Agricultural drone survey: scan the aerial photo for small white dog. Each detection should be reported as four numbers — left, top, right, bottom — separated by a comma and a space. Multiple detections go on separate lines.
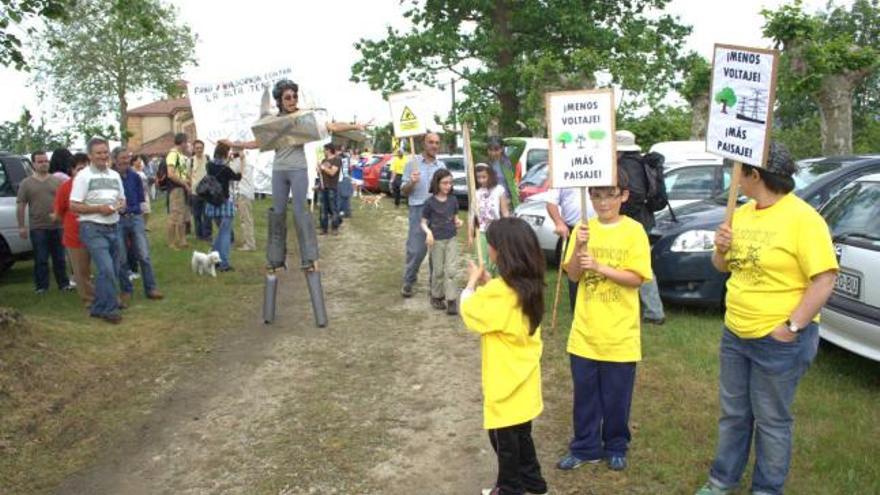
191, 250, 221, 277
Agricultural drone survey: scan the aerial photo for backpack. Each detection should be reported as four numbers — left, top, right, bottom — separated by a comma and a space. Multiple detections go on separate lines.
196, 173, 225, 206
156, 152, 181, 191
641, 151, 668, 212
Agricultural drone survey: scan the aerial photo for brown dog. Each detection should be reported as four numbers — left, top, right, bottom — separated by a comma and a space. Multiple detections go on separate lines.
360, 194, 383, 209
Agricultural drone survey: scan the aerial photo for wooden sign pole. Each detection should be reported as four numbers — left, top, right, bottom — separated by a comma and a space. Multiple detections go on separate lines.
723, 162, 742, 227
462, 122, 484, 267
550, 234, 571, 334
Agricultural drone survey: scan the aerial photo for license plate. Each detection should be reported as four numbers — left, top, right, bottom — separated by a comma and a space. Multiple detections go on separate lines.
834, 271, 861, 299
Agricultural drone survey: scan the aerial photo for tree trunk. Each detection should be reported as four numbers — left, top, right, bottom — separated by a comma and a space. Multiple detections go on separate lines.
816, 75, 854, 155
492, 0, 519, 136
118, 91, 128, 146
690, 92, 709, 140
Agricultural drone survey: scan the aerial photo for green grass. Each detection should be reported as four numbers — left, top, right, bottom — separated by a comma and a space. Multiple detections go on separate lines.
539, 267, 880, 494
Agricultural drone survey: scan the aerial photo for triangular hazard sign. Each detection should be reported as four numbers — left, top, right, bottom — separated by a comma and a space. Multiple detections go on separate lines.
400, 106, 417, 122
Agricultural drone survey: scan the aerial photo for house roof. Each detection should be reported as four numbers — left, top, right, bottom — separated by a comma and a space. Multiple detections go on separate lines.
134, 132, 176, 156
128, 97, 191, 116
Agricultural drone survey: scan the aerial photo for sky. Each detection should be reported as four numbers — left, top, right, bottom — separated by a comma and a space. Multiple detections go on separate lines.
0, 0, 851, 136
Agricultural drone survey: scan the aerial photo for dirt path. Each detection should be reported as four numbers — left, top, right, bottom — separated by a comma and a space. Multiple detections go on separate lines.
55, 203, 493, 495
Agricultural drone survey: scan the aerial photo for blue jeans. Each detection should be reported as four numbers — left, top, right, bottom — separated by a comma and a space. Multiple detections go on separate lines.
79, 222, 120, 316
569, 354, 637, 459
402, 204, 427, 286
319, 188, 340, 232
709, 324, 819, 495
212, 215, 233, 269
29, 228, 68, 290
640, 275, 665, 321
116, 214, 158, 295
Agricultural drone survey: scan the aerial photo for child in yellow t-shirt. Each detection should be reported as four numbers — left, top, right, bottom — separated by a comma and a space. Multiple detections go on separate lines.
557, 170, 653, 473
461, 217, 548, 495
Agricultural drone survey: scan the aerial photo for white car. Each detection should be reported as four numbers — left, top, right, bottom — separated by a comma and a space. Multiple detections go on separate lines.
514, 192, 565, 264
819, 173, 880, 362
0, 153, 34, 273
664, 159, 726, 210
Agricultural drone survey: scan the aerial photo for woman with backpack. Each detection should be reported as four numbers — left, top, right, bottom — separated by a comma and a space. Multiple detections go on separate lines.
203, 142, 241, 272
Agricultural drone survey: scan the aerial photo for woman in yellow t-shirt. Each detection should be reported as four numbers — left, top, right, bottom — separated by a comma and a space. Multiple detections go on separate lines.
695, 143, 838, 495
461, 217, 547, 495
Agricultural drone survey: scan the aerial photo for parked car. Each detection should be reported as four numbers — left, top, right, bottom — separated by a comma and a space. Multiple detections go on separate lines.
518, 161, 550, 201
664, 159, 727, 210
437, 154, 470, 209
0, 152, 34, 273
505, 137, 549, 184
818, 173, 880, 362
650, 140, 718, 167
379, 163, 393, 194
650, 155, 880, 307
361, 154, 392, 193
514, 191, 564, 265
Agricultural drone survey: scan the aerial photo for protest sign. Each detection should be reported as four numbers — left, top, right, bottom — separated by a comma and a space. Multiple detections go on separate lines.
706, 44, 779, 168
388, 91, 428, 138
546, 88, 617, 189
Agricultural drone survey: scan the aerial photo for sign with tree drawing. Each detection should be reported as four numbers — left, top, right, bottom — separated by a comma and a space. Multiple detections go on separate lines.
388, 90, 429, 138
546, 88, 617, 188
706, 44, 779, 167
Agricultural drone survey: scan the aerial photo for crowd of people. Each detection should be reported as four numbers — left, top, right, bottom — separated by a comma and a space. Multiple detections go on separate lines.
393, 131, 836, 495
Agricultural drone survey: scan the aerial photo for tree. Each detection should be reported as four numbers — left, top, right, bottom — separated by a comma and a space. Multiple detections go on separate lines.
351, 1, 690, 137
0, 107, 70, 153
587, 129, 606, 148
763, 0, 880, 155
0, 0, 71, 69
557, 131, 572, 149
617, 104, 691, 151
676, 52, 711, 139
33, 0, 196, 144
715, 87, 737, 114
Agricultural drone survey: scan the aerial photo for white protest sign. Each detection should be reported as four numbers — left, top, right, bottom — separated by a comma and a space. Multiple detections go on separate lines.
546, 89, 617, 188
706, 44, 779, 167
188, 66, 325, 194
388, 91, 428, 138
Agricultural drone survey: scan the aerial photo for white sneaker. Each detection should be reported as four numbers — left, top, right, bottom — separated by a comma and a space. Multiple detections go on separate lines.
129, 273, 141, 281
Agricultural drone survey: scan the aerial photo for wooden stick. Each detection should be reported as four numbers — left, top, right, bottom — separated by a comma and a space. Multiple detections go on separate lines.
723, 162, 743, 227
551, 234, 572, 334
462, 122, 484, 267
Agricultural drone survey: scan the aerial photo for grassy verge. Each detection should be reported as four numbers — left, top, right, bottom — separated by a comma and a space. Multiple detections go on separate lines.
0, 198, 275, 494
539, 267, 880, 493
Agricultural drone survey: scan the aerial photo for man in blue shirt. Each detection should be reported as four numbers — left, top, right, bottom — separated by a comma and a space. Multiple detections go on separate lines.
116, 149, 163, 303
400, 132, 446, 297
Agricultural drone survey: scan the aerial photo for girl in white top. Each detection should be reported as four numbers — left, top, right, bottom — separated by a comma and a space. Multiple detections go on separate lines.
469, 163, 510, 270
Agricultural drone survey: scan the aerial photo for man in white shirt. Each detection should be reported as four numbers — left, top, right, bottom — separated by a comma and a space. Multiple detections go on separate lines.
190, 139, 212, 241
546, 187, 595, 311
70, 137, 126, 324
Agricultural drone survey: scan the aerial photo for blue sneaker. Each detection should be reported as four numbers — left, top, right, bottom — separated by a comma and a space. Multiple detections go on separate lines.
556, 453, 601, 470
608, 456, 627, 471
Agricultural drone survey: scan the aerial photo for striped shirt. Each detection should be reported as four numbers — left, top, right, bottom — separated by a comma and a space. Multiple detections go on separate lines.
70, 165, 124, 224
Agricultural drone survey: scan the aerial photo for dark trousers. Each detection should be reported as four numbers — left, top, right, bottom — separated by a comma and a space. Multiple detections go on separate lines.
320, 188, 340, 232
569, 354, 637, 459
566, 224, 579, 312
191, 195, 212, 240
392, 175, 403, 207
488, 421, 547, 495
30, 228, 69, 290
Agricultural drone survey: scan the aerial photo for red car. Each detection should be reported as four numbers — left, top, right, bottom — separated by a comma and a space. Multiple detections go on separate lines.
518, 161, 550, 201
361, 154, 392, 193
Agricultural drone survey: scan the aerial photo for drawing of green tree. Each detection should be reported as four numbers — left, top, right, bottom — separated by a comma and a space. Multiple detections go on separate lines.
715, 87, 737, 114
557, 131, 573, 149
588, 129, 606, 148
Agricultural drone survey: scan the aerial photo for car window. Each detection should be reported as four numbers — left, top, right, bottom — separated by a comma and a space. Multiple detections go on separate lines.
794, 161, 845, 191
822, 182, 880, 240
664, 166, 718, 199
526, 149, 548, 169
443, 158, 465, 172
521, 162, 547, 186
0, 162, 11, 197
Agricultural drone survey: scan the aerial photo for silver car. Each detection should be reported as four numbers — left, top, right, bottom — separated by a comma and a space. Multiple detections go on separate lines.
514, 192, 564, 264
819, 173, 880, 362
0, 153, 34, 272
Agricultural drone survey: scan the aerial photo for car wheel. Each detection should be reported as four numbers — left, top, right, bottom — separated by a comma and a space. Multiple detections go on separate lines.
0, 236, 13, 274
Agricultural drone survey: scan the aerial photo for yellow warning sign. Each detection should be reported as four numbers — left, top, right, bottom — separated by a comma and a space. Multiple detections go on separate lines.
400, 105, 420, 132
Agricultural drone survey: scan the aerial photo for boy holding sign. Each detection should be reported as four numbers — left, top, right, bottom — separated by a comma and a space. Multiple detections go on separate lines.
557, 168, 653, 472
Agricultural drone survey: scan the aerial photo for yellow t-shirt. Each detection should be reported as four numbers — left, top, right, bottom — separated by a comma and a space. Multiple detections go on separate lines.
724, 193, 838, 339
461, 278, 544, 430
390, 155, 407, 175
564, 216, 653, 362
165, 149, 190, 182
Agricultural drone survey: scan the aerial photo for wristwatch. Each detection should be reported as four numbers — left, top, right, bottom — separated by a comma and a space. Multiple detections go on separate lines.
785, 319, 801, 334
